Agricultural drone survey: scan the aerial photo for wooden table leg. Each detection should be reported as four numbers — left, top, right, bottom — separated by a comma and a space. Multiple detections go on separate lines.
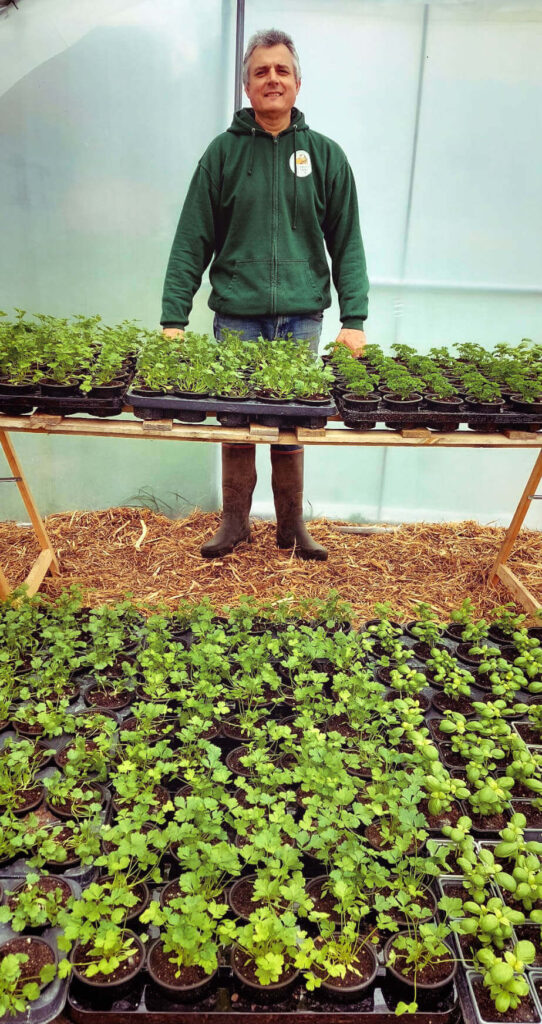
0, 565, 11, 600
488, 449, 542, 612
0, 429, 59, 596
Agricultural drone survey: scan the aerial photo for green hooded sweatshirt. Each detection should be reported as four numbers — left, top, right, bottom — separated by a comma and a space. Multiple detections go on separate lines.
161, 108, 368, 330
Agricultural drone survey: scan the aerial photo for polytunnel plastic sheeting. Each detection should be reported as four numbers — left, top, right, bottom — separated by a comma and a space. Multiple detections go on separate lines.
0, 0, 234, 517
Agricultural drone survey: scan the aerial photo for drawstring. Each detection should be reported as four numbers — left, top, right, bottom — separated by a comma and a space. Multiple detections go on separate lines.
247, 123, 298, 229
248, 128, 255, 175
292, 124, 298, 230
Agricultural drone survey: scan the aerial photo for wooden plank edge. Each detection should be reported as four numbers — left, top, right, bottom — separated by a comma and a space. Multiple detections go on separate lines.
2, 416, 542, 447
493, 563, 542, 614
0, 565, 11, 600
23, 549, 54, 597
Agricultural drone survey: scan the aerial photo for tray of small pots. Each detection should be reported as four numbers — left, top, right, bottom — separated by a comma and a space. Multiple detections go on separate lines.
65, 917, 460, 1024
127, 388, 337, 430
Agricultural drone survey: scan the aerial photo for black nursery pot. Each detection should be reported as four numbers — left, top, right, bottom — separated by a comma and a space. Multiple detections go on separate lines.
146, 939, 219, 1002
87, 381, 126, 399
509, 395, 542, 415
230, 945, 300, 1003
70, 931, 145, 1000
0, 380, 38, 396
425, 394, 463, 411
382, 392, 423, 410
384, 933, 457, 992
342, 391, 381, 411
464, 396, 505, 413
39, 380, 82, 397
313, 940, 379, 1004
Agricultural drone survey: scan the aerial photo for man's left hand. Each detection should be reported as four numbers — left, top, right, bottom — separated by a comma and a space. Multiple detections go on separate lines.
335, 328, 366, 357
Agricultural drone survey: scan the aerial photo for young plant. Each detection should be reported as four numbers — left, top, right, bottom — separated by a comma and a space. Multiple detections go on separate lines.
474, 941, 535, 1013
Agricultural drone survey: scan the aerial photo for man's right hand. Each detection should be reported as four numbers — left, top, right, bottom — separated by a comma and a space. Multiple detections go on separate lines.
162, 327, 185, 339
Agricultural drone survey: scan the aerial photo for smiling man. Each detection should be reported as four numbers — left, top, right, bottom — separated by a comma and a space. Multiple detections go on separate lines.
161, 29, 369, 562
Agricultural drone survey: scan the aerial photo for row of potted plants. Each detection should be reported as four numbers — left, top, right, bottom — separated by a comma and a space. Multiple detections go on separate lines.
132, 329, 334, 403
0, 310, 142, 399
0, 589, 541, 1019
327, 338, 542, 413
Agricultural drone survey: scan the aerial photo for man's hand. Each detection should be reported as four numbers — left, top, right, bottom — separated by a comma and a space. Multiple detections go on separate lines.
162, 327, 185, 339
335, 328, 366, 357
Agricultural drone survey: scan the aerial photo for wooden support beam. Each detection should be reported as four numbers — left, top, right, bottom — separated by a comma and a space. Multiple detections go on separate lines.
23, 549, 55, 598
295, 426, 327, 442
400, 427, 433, 439
0, 565, 10, 601
489, 450, 542, 586
249, 423, 280, 442
0, 431, 59, 576
141, 419, 174, 433
494, 564, 542, 615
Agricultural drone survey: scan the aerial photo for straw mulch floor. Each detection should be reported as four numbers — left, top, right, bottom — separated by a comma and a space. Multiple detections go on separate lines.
1, 508, 541, 622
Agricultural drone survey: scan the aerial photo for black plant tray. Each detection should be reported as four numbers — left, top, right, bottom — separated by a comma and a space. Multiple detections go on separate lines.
0, 395, 37, 416
33, 394, 126, 418
66, 962, 460, 1024
334, 395, 542, 433
127, 390, 336, 430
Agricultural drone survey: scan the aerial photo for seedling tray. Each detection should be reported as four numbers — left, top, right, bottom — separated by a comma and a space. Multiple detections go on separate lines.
33, 393, 127, 418
0, 395, 37, 416
127, 390, 336, 430
66, 960, 460, 1024
334, 395, 542, 433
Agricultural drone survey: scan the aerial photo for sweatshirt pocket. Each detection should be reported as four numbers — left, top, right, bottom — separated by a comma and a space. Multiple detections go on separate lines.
222, 258, 271, 306
277, 259, 322, 310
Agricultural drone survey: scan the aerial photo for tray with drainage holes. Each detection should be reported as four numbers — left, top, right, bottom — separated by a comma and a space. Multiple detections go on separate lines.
333, 393, 542, 433
65, 931, 461, 1024
127, 390, 337, 430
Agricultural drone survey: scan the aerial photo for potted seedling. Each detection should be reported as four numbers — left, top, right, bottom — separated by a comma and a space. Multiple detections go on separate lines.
0, 938, 57, 1018
385, 921, 457, 1014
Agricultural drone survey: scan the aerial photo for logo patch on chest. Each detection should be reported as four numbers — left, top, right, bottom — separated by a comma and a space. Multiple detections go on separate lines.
289, 150, 312, 177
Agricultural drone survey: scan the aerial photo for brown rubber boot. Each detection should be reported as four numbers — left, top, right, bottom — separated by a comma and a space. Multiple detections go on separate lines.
270, 448, 328, 561
200, 443, 256, 558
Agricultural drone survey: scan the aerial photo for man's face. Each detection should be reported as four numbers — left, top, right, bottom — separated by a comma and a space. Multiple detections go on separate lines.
245, 43, 300, 121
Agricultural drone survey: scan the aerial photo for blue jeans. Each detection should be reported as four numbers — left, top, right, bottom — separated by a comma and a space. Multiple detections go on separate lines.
213, 313, 323, 453
213, 312, 323, 355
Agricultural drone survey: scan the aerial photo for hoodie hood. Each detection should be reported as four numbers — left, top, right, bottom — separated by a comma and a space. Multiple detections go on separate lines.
227, 106, 308, 136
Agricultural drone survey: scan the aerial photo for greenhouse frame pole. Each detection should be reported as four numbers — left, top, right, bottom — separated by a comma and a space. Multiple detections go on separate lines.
234, 0, 245, 112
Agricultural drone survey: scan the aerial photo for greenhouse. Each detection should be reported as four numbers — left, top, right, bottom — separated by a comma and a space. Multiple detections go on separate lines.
1, 2, 542, 1022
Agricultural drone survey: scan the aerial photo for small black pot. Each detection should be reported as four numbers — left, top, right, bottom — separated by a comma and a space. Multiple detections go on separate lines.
70, 931, 145, 999
146, 939, 218, 1002
230, 945, 300, 1003
87, 381, 126, 399
509, 394, 542, 414
384, 933, 457, 991
39, 380, 82, 397
425, 395, 463, 411
464, 396, 505, 413
382, 392, 423, 410
342, 392, 380, 411
0, 381, 38, 396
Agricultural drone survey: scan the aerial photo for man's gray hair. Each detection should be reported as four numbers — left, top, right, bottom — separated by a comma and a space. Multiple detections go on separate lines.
242, 29, 301, 86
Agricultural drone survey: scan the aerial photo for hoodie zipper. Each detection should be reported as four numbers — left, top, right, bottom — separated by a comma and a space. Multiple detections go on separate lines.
271, 136, 278, 313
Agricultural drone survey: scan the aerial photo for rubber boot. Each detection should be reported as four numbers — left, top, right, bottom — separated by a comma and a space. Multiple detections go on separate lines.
271, 448, 328, 561
200, 444, 256, 558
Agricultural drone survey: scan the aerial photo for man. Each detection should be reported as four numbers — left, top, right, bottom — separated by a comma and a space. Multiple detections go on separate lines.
162, 28, 368, 561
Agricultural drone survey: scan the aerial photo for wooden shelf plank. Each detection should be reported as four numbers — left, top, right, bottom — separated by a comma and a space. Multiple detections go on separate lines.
1, 415, 542, 448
